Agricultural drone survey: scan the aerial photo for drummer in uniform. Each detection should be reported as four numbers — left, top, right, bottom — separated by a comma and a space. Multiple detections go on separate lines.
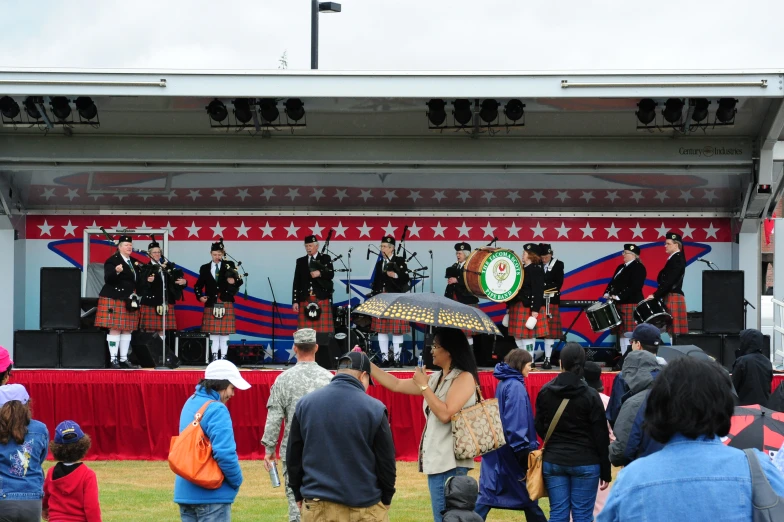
445, 242, 479, 347
604, 243, 647, 355
539, 243, 564, 370
646, 231, 687, 341
292, 234, 335, 336
507, 243, 549, 362
370, 236, 410, 368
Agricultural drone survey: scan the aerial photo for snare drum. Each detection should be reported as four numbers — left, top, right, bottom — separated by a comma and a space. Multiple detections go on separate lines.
586, 301, 622, 333
334, 326, 368, 353
463, 247, 524, 303
633, 299, 673, 329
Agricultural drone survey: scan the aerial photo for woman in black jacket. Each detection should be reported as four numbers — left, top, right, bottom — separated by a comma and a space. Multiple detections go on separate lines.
534, 343, 610, 522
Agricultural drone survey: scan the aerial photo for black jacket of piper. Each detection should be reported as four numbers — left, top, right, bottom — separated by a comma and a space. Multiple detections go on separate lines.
371, 255, 410, 295
193, 260, 243, 306
653, 251, 686, 299
444, 263, 479, 305
99, 252, 144, 300
604, 259, 647, 305
141, 261, 188, 306
508, 263, 544, 310
543, 258, 565, 306
292, 253, 335, 303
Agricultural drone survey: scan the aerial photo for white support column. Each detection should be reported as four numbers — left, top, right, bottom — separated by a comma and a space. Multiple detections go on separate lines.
737, 221, 762, 330
774, 219, 784, 363
0, 219, 14, 353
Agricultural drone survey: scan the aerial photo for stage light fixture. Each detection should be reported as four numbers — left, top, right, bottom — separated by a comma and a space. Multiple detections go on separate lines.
453, 99, 472, 126
426, 99, 447, 126
0, 96, 19, 119
284, 98, 305, 122
690, 98, 710, 123
50, 97, 71, 121
23, 97, 42, 120
479, 99, 500, 123
662, 98, 684, 124
232, 98, 253, 124
504, 99, 525, 122
259, 99, 279, 122
636, 99, 657, 125
716, 98, 737, 123
75, 96, 97, 121
206, 99, 228, 122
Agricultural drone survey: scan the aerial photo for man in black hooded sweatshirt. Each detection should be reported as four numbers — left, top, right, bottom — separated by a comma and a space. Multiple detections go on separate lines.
732, 329, 772, 406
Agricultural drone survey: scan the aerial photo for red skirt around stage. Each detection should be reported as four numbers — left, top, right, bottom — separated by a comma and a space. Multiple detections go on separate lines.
139, 304, 177, 332
508, 302, 550, 339
297, 297, 334, 333
665, 293, 688, 335
94, 297, 139, 331
201, 301, 236, 335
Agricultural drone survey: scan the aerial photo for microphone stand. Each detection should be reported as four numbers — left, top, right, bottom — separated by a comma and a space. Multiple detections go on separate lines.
325, 246, 352, 351
264, 277, 285, 366
155, 263, 170, 369
743, 298, 755, 330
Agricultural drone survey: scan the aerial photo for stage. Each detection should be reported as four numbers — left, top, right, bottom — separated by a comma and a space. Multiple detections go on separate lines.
11, 369, 784, 461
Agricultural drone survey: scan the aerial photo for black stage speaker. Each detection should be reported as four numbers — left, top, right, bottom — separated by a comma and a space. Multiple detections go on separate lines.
472, 334, 495, 367
723, 334, 771, 371
130, 332, 179, 369
14, 330, 59, 368
40, 267, 81, 330
687, 312, 703, 332
60, 331, 107, 369
675, 333, 724, 366
316, 332, 341, 370
176, 332, 209, 365
702, 271, 744, 333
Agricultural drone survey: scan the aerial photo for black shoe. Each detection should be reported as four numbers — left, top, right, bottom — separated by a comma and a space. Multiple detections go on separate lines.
394, 358, 402, 368
110, 360, 121, 369
380, 359, 390, 368
542, 358, 552, 370
119, 360, 139, 369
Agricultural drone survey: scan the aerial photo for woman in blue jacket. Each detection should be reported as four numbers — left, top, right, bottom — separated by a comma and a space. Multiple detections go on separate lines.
174, 360, 251, 522
475, 349, 546, 521
0, 384, 49, 522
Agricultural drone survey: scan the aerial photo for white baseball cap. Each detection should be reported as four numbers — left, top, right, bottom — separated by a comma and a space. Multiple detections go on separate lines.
204, 360, 251, 390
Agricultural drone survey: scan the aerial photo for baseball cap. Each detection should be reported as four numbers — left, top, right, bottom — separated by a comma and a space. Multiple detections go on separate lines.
624, 323, 663, 346
204, 360, 251, 390
54, 420, 85, 444
294, 328, 317, 345
0, 346, 11, 372
0, 384, 29, 407
337, 351, 374, 385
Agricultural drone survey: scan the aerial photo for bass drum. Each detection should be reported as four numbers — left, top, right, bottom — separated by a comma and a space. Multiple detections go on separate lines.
633, 299, 673, 329
586, 301, 622, 333
334, 326, 368, 354
463, 247, 524, 303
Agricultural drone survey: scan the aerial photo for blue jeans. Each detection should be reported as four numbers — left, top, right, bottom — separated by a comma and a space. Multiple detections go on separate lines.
179, 503, 232, 522
543, 462, 600, 522
427, 467, 469, 522
474, 502, 547, 522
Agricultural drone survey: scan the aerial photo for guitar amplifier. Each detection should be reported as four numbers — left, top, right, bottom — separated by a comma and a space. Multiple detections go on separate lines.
175, 331, 210, 366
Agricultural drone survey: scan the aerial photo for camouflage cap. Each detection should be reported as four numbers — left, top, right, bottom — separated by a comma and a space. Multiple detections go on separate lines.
294, 328, 317, 345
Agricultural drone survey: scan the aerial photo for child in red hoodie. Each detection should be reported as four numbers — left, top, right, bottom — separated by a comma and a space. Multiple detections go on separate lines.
42, 420, 102, 522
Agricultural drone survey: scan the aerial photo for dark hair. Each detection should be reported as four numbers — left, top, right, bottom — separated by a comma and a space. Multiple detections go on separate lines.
433, 327, 479, 385
644, 357, 733, 444
640, 342, 659, 355
504, 349, 532, 373
197, 379, 232, 393
0, 364, 11, 384
526, 252, 541, 265
50, 434, 92, 463
0, 400, 32, 445
295, 342, 317, 354
560, 342, 585, 377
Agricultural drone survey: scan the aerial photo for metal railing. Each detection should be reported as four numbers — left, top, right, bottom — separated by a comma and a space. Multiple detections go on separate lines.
772, 298, 784, 369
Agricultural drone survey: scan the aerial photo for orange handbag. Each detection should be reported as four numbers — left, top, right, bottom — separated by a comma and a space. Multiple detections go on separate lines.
168, 399, 225, 490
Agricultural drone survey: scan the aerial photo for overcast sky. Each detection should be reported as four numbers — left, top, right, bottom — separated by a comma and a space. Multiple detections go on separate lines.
1, 0, 782, 71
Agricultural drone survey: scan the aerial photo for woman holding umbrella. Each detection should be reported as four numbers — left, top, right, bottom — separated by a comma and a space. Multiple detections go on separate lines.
370, 327, 479, 522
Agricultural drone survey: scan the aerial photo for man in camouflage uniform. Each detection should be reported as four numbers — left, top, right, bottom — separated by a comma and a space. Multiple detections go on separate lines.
261, 328, 333, 521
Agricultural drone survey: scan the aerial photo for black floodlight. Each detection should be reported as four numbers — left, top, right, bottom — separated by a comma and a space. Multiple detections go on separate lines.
479, 99, 500, 123
504, 99, 525, 122
23, 97, 42, 120
232, 98, 254, 124
0, 96, 19, 119
426, 99, 447, 126
206, 99, 228, 122
284, 98, 305, 122
50, 97, 71, 121
662, 98, 684, 124
318, 2, 342, 13
636, 98, 657, 125
259, 99, 279, 122
691, 98, 710, 123
452, 99, 472, 126
75, 96, 98, 120
716, 98, 737, 123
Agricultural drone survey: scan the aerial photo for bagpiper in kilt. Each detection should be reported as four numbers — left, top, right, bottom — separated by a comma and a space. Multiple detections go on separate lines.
139, 240, 188, 333
194, 240, 243, 360
445, 242, 479, 343
603, 244, 647, 355
292, 235, 335, 334
95, 234, 148, 369
539, 243, 565, 369
648, 231, 688, 337
507, 244, 549, 357
371, 236, 411, 367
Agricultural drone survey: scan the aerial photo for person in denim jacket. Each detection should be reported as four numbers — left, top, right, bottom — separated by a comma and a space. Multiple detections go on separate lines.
599, 357, 784, 522
0, 384, 49, 522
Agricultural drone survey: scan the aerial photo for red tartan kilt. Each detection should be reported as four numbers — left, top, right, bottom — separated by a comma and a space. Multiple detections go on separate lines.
94, 297, 139, 331
372, 317, 409, 335
139, 304, 177, 332
664, 293, 688, 334
201, 302, 236, 335
508, 302, 550, 339
297, 298, 334, 333
613, 303, 638, 335
545, 304, 562, 339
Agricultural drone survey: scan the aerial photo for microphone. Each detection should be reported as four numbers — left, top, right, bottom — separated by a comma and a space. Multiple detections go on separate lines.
321, 229, 333, 254
332, 254, 343, 262
407, 252, 418, 262
486, 236, 498, 247
428, 249, 433, 255
397, 225, 408, 255
348, 247, 354, 253
367, 248, 373, 261
698, 258, 711, 264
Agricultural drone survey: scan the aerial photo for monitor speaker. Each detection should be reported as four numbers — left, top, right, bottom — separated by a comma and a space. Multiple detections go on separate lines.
14, 330, 59, 368
316, 332, 341, 370
60, 331, 107, 369
40, 267, 81, 330
702, 271, 744, 333
130, 332, 179, 369
176, 332, 209, 365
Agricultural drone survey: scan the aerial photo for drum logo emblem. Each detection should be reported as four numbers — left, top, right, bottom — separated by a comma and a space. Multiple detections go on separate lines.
493, 261, 510, 288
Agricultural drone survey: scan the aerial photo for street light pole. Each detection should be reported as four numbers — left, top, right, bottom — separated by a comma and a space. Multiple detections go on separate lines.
311, 2, 342, 70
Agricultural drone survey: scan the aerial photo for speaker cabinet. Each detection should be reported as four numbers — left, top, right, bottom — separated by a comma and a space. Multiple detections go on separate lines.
316, 332, 341, 370
40, 267, 81, 330
130, 332, 179, 369
176, 332, 209, 365
722, 334, 771, 371
60, 331, 107, 369
702, 271, 744, 334
14, 330, 59, 368
675, 333, 724, 367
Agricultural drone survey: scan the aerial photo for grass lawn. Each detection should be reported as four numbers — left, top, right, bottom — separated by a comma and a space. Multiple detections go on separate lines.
52, 460, 550, 521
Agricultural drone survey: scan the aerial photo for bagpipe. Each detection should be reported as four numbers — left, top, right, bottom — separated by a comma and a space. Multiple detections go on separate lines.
147, 235, 186, 302
308, 257, 335, 294
215, 237, 248, 298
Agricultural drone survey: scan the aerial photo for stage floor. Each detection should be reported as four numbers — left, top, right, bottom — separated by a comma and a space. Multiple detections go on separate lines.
10, 369, 784, 461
